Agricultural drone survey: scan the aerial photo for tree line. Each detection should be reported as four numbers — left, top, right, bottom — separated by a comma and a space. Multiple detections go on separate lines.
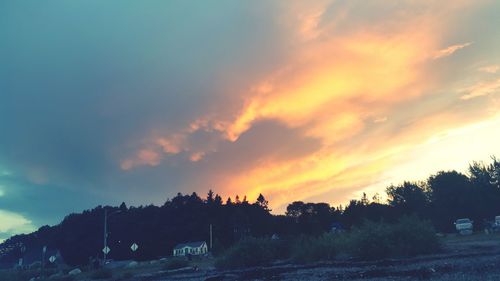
0, 157, 499, 266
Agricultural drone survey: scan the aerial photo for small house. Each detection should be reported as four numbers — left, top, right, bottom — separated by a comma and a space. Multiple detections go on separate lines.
172, 241, 208, 257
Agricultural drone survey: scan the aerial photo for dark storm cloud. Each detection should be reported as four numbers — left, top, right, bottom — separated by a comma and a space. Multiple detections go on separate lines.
0, 174, 99, 224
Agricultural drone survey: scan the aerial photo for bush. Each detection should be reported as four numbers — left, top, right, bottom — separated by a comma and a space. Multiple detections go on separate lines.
215, 217, 440, 268
214, 237, 287, 269
347, 216, 440, 260
90, 268, 113, 279
291, 234, 337, 263
163, 258, 189, 270
290, 216, 439, 262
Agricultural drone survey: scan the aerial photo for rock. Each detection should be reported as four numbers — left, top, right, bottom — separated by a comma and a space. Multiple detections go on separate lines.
126, 261, 139, 268
205, 275, 224, 281
68, 268, 82, 275
149, 260, 158, 265
222, 273, 239, 280
204, 273, 240, 281
49, 272, 64, 279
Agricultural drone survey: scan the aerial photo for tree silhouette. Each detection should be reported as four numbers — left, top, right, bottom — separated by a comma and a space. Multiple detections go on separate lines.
428, 171, 475, 231
256, 193, 270, 211
214, 194, 223, 205
207, 190, 215, 205
2, 156, 500, 266
386, 181, 428, 215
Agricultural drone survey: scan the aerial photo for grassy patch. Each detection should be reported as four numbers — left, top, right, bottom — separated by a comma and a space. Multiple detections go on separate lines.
216, 216, 440, 268
90, 268, 113, 279
291, 234, 337, 263
346, 216, 440, 259
215, 237, 287, 269
163, 258, 189, 270
0, 270, 33, 281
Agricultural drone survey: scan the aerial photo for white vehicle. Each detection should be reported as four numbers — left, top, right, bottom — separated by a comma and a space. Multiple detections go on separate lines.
454, 218, 473, 235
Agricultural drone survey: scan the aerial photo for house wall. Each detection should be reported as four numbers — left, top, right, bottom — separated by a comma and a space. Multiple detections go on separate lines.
173, 244, 208, 256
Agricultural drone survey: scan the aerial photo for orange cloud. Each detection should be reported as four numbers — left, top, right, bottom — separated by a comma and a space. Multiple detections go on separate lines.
120, 0, 498, 211
121, 149, 161, 170
226, 30, 434, 141
478, 65, 499, 74
461, 78, 500, 100
433, 42, 472, 59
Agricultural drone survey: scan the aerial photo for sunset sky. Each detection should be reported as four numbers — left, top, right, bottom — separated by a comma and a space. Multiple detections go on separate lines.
1, 0, 500, 242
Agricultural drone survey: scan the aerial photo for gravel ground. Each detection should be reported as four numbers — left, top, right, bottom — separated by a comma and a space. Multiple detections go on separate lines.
139, 233, 500, 281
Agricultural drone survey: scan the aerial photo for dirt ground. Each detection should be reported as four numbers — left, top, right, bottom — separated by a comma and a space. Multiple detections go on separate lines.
145, 233, 500, 281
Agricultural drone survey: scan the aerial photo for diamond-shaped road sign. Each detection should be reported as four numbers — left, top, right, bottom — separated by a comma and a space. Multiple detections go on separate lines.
130, 243, 139, 252
49, 256, 56, 263
102, 246, 110, 254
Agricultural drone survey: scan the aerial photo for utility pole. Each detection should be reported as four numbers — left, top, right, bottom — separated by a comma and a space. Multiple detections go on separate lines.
41, 246, 46, 277
209, 224, 213, 250
103, 208, 121, 265
103, 208, 108, 263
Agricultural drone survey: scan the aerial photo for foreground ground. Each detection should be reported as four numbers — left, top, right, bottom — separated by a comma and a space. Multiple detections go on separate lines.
142, 233, 500, 281
2, 233, 500, 280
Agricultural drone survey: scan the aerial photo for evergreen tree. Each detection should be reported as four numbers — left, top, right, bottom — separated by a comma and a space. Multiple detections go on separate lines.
256, 193, 270, 211
207, 189, 215, 204
214, 194, 223, 205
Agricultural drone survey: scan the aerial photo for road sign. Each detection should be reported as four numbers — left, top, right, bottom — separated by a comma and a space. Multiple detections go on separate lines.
49, 256, 56, 263
102, 246, 110, 254
130, 243, 139, 252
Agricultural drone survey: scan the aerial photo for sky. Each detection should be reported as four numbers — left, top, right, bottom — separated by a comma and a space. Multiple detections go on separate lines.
1, 0, 500, 242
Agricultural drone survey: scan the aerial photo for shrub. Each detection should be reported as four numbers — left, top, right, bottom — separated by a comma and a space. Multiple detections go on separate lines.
90, 268, 113, 279
391, 215, 440, 256
346, 220, 394, 259
291, 234, 337, 263
163, 258, 189, 270
214, 237, 287, 269
215, 217, 440, 267
347, 216, 440, 260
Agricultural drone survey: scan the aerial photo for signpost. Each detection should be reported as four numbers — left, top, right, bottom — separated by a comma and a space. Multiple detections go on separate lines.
103, 209, 121, 264
19, 244, 25, 268
130, 242, 139, 260
102, 246, 110, 255
130, 243, 139, 252
41, 246, 47, 277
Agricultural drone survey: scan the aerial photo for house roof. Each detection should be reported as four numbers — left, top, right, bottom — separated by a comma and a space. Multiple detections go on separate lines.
173, 241, 206, 250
